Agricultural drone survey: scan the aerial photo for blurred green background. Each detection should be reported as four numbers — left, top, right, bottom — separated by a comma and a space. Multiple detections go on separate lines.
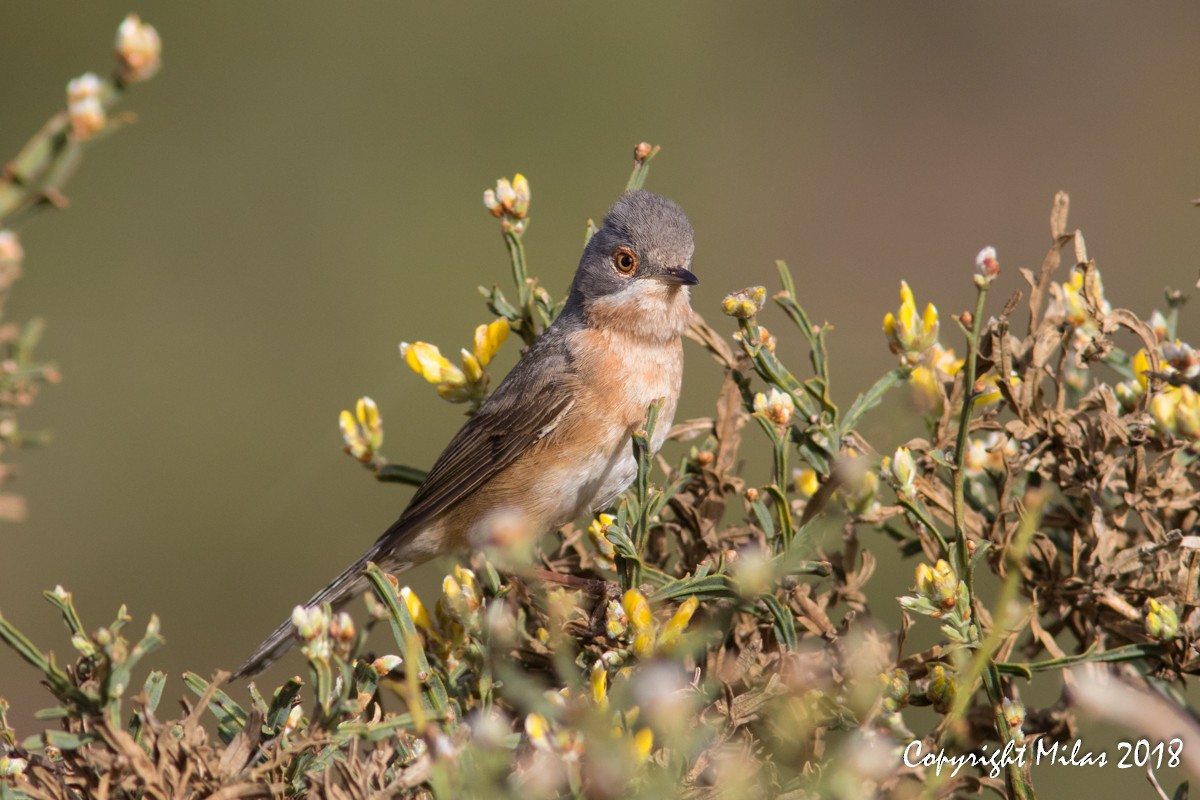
2, 3, 1198, 793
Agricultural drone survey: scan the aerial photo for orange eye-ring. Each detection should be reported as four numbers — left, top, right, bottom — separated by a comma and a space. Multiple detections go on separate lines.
612, 247, 638, 275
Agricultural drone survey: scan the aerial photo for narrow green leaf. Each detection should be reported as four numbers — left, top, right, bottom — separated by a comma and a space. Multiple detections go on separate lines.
41, 588, 85, 638
364, 563, 449, 714
994, 643, 1168, 677
182, 672, 248, 742
761, 594, 797, 651
265, 677, 304, 734
655, 574, 738, 601
840, 367, 909, 435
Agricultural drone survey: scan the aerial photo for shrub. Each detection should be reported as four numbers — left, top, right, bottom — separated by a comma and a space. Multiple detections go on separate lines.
2, 20, 1199, 800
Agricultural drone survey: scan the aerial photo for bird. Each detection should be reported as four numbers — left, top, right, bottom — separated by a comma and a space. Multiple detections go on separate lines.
233, 190, 697, 678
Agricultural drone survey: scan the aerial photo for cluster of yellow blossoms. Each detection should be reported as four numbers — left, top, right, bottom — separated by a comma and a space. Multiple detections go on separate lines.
882, 281, 964, 406
400, 318, 510, 407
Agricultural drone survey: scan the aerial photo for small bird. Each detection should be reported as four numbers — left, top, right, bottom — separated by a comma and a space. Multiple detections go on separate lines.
233, 190, 697, 678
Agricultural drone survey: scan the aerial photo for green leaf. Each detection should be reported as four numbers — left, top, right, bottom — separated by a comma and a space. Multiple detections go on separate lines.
23, 729, 93, 751
994, 643, 1169, 677
655, 573, 738, 602
41, 588, 85, 638
761, 594, 797, 651
840, 367, 909, 435
0, 612, 95, 711
749, 497, 775, 539
364, 563, 449, 714
264, 677, 304, 735
32, 706, 70, 720
183, 672, 248, 743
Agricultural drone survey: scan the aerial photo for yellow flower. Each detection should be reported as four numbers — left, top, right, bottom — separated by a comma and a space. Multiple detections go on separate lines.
975, 372, 1020, 407
338, 397, 383, 462
633, 727, 654, 762
883, 281, 939, 361
1150, 386, 1200, 440
356, 397, 382, 447
910, 343, 964, 408
623, 589, 655, 658
454, 565, 481, 611
794, 468, 819, 498
511, 174, 531, 218
1176, 386, 1200, 439
399, 586, 431, 632
339, 410, 368, 461
930, 343, 964, 377
916, 560, 958, 611
525, 712, 551, 750
590, 660, 609, 709
1132, 348, 1151, 390
658, 596, 698, 651
721, 286, 766, 319
1060, 270, 1089, 326
400, 342, 465, 387
460, 350, 483, 383
473, 318, 510, 367
588, 513, 617, 570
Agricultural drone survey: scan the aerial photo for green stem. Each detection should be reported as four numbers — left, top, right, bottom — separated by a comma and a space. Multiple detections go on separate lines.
503, 228, 529, 307
951, 283, 989, 581
941, 278, 1036, 799
627, 401, 662, 588
766, 484, 795, 551
897, 497, 950, 556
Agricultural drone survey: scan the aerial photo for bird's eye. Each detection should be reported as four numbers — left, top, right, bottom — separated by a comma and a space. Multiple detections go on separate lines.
612, 247, 638, 275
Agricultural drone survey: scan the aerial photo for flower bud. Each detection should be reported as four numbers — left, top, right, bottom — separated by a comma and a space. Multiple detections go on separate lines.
975, 246, 1000, 279
372, 654, 404, 676
721, 286, 767, 319
925, 663, 956, 714
605, 599, 628, 639
1145, 598, 1179, 641
890, 446, 916, 498
115, 14, 162, 83
753, 387, 794, 426
67, 73, 106, 141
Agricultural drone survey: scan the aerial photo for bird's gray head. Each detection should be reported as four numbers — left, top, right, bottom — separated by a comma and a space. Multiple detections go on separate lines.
566, 191, 697, 311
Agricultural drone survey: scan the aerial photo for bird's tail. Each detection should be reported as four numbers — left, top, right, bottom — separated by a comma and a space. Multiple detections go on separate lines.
231, 539, 411, 680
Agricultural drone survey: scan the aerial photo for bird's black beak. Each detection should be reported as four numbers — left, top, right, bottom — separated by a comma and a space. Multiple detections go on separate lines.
654, 266, 699, 286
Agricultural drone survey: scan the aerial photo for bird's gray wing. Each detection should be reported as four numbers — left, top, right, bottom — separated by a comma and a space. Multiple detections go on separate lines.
379, 330, 578, 541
